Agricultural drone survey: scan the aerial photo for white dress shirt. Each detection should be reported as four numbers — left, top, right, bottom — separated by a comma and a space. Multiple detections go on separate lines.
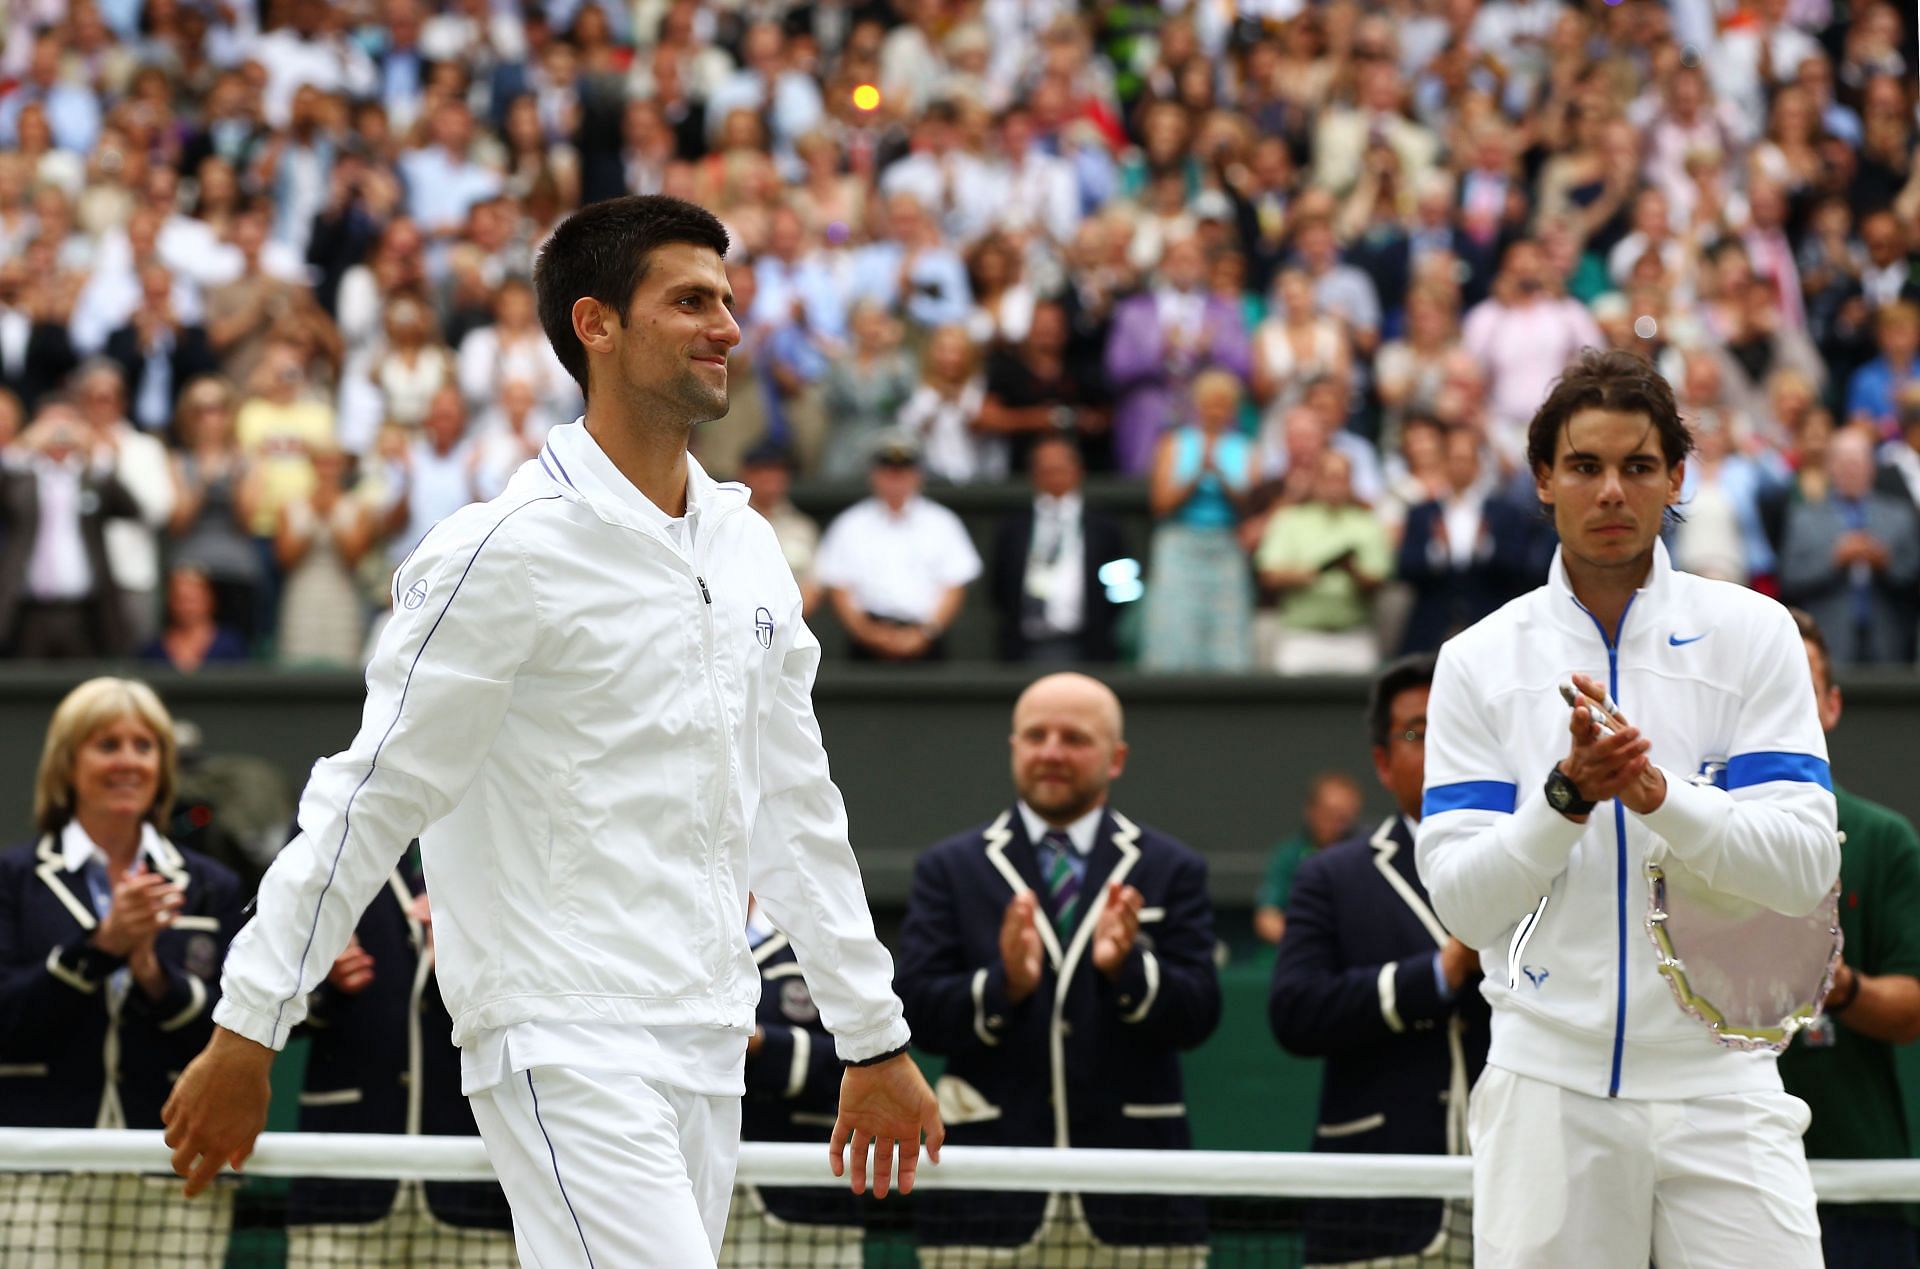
814, 495, 983, 624
26, 454, 93, 601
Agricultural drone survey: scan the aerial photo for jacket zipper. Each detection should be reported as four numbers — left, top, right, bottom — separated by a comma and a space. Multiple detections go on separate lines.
691, 553, 732, 991
1575, 593, 1637, 1098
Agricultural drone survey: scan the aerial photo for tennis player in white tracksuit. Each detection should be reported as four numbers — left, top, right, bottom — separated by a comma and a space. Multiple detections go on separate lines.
1416, 350, 1838, 1269
162, 197, 943, 1268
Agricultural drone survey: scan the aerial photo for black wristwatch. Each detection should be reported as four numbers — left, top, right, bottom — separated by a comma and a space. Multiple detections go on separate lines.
1545, 765, 1596, 817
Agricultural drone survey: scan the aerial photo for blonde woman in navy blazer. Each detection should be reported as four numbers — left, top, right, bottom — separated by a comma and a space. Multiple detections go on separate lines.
0, 678, 244, 1263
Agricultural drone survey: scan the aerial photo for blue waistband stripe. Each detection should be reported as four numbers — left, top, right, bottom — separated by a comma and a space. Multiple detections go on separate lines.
1423, 780, 1519, 816
1726, 752, 1833, 792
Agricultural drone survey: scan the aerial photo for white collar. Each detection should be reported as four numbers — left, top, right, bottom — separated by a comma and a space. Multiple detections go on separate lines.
1035, 491, 1083, 519
745, 904, 777, 947
1016, 800, 1105, 856
60, 820, 166, 873
549, 418, 703, 530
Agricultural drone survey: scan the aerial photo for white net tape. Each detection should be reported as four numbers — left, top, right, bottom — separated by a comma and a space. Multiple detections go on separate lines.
2, 1129, 1916, 1202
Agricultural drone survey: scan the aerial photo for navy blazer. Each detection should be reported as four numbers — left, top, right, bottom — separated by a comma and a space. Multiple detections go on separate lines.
288, 867, 511, 1232
741, 928, 862, 1228
0, 833, 243, 1128
896, 807, 1221, 1248
1269, 817, 1491, 1263
1395, 496, 1540, 655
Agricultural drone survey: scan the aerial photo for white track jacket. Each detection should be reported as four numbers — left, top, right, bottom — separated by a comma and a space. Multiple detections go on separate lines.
1416, 541, 1838, 1101
214, 422, 910, 1076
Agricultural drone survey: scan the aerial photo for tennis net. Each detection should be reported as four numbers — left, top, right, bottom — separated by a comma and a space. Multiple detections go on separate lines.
3, 1128, 1917, 1266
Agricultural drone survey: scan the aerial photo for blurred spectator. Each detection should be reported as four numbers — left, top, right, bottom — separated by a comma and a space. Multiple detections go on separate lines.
1143, 370, 1255, 672
0, 396, 142, 658
1312, 58, 1440, 202
1877, 393, 1920, 513
980, 297, 1110, 475
879, 100, 991, 243
276, 441, 373, 669
1396, 427, 1536, 653
1270, 654, 1488, 1264
236, 341, 334, 546
385, 386, 476, 567
1252, 268, 1354, 419
1292, 214, 1383, 359
1781, 427, 1920, 667
1463, 239, 1603, 467
706, 21, 824, 170
1672, 412, 1783, 589
370, 296, 455, 431
818, 301, 917, 481
848, 193, 972, 332
140, 564, 247, 672
739, 444, 820, 618
0, 256, 79, 413
1253, 771, 1365, 945
1779, 610, 1920, 1269
1714, 278, 1828, 448
0, 29, 105, 154
287, 870, 516, 1265
815, 433, 981, 663
455, 277, 574, 419
899, 325, 995, 484
0, 678, 242, 1254
1847, 302, 1920, 438
1106, 235, 1253, 475
895, 672, 1219, 1264
72, 361, 174, 648
963, 231, 1036, 348
1374, 284, 1463, 449
990, 434, 1126, 665
1256, 451, 1392, 676
204, 203, 332, 392
104, 263, 218, 435
397, 99, 503, 247
165, 375, 262, 642
470, 379, 557, 502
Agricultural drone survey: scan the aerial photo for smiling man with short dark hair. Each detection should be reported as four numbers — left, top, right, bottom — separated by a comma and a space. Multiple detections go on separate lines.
162, 195, 941, 1269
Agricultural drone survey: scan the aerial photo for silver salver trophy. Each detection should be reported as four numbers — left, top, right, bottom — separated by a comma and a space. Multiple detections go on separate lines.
1645, 763, 1844, 1053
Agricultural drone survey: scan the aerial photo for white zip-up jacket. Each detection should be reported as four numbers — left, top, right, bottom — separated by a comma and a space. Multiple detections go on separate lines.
1415, 541, 1838, 1101
214, 422, 910, 1071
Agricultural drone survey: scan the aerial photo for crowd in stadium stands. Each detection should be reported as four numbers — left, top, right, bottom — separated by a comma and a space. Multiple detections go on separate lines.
0, 0, 1917, 677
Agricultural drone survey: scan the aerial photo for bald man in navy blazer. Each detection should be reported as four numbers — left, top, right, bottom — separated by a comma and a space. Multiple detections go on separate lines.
896, 673, 1221, 1263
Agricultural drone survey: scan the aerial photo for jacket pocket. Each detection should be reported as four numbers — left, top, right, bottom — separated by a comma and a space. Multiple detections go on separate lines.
1316, 1112, 1386, 1139
0, 1064, 48, 1078
298, 1088, 364, 1108
1120, 1103, 1186, 1119
934, 1074, 1002, 1126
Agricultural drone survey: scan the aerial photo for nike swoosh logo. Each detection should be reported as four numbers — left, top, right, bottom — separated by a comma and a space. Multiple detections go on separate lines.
1669, 633, 1707, 646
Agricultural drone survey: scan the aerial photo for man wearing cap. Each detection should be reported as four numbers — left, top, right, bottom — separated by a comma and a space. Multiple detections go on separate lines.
814, 431, 981, 662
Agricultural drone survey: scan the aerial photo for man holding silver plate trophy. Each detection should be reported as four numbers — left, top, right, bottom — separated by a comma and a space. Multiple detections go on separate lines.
1416, 350, 1842, 1267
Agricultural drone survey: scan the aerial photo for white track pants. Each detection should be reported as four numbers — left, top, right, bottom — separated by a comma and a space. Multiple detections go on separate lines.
468, 1066, 742, 1268
1469, 1065, 1822, 1268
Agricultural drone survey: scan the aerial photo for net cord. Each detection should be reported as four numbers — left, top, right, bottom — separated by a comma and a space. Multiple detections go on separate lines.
1, 1131, 1916, 1202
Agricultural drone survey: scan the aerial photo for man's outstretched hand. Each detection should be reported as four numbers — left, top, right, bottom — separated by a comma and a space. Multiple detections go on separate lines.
829, 1052, 944, 1199
161, 1027, 276, 1197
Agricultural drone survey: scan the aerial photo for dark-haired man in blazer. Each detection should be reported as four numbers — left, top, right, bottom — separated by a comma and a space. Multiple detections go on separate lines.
1270, 654, 1490, 1266
988, 434, 1128, 664
0, 397, 142, 657
896, 672, 1220, 1265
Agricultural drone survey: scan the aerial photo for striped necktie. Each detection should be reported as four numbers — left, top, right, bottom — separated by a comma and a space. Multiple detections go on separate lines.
1039, 829, 1083, 939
